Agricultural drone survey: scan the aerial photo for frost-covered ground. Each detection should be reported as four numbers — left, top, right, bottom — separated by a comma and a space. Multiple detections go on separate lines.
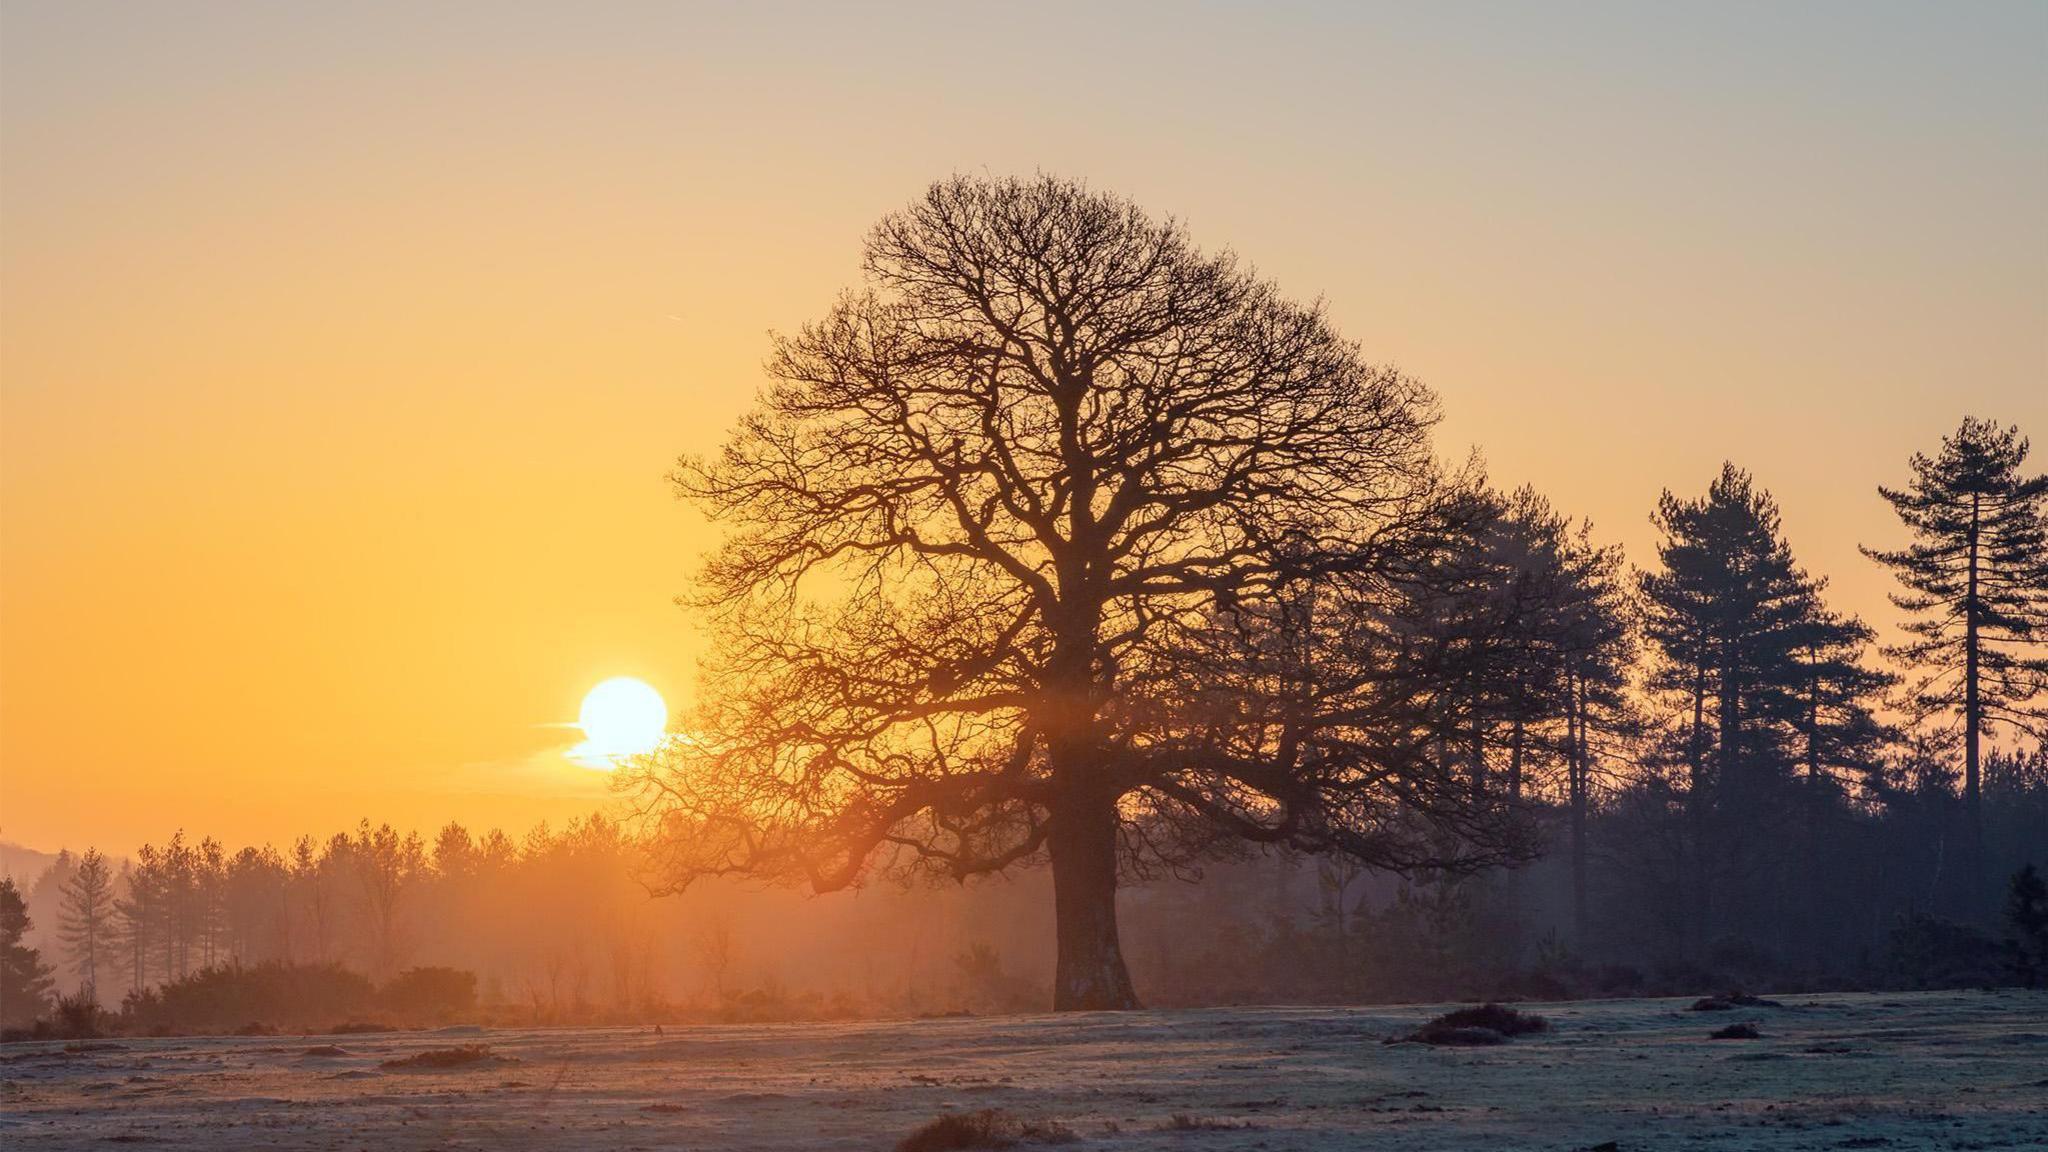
2, 990, 2043, 1150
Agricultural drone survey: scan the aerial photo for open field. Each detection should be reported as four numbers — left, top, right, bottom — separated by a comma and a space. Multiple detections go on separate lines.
2, 990, 2044, 1150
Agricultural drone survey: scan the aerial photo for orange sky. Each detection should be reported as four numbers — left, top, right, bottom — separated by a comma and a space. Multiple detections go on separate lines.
3, 2, 2043, 854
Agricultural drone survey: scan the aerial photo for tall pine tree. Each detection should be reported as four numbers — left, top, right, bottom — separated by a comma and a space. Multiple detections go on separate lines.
1863, 418, 2048, 890
60, 849, 116, 1000
1551, 510, 1636, 949
1641, 464, 1869, 953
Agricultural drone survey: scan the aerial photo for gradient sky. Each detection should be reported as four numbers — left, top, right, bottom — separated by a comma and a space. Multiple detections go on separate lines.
3, 2, 2043, 853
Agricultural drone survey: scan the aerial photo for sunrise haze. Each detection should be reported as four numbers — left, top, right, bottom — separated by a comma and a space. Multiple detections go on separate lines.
3, 0, 2042, 853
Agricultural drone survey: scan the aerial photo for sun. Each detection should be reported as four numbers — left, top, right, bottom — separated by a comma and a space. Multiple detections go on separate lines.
569, 677, 668, 769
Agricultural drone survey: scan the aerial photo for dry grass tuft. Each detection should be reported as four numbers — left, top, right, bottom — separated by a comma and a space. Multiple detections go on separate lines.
1691, 992, 1784, 1011
1159, 1113, 1257, 1131
896, 1108, 1079, 1151
329, 1021, 398, 1035
379, 1044, 511, 1070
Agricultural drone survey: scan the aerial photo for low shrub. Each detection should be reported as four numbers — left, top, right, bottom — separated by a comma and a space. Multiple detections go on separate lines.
52, 990, 103, 1040
379, 1044, 511, 1071
1690, 991, 1782, 1011
1888, 914, 2007, 989
896, 1109, 1078, 1151
120, 962, 375, 1034
1401, 1002, 1549, 1045
1160, 1114, 1256, 1131
379, 967, 477, 1023
330, 1021, 398, 1035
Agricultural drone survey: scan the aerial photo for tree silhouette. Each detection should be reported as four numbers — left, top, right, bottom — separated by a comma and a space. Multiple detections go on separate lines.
59, 848, 115, 999
113, 852, 156, 994
1542, 501, 1637, 948
1640, 465, 1845, 951
1, 877, 56, 1027
352, 821, 425, 981
1864, 417, 2047, 881
628, 175, 1524, 1009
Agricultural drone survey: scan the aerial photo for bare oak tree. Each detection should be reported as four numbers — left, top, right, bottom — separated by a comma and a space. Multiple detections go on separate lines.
626, 176, 1524, 1009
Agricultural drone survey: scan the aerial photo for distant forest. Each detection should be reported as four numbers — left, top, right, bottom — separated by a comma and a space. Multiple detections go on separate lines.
4, 410, 2044, 1036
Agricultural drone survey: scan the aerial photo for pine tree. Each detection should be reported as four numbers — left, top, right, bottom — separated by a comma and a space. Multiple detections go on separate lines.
1464, 487, 1636, 946
1552, 513, 1636, 950
1864, 418, 2048, 882
113, 850, 159, 994
1639, 464, 1865, 952
1781, 601, 1893, 805
1, 877, 57, 1028
58, 848, 115, 999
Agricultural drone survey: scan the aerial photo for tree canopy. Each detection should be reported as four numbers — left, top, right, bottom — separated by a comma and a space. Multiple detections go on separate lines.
627, 175, 1526, 1008
1865, 417, 2047, 873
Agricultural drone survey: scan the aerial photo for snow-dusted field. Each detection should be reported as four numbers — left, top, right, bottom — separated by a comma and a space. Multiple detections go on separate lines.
2, 990, 2043, 1150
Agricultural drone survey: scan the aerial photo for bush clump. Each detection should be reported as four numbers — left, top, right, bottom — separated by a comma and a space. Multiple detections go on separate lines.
1689, 991, 1782, 1012
897, 1109, 1078, 1151
120, 962, 375, 1034
1400, 1003, 1549, 1045
378, 967, 477, 1023
52, 990, 105, 1040
379, 1044, 511, 1071
1159, 1114, 1256, 1131
1710, 1022, 1762, 1040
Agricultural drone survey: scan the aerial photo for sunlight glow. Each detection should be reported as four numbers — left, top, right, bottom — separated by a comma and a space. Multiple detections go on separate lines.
570, 677, 668, 769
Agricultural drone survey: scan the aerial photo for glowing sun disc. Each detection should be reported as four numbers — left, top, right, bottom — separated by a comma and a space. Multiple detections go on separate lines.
570, 677, 667, 768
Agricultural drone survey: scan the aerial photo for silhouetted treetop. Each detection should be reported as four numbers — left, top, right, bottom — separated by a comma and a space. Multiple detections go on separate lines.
1864, 416, 2047, 876
640, 174, 1520, 1009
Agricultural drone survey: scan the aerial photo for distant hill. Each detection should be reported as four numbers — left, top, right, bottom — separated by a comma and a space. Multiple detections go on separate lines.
0, 840, 63, 886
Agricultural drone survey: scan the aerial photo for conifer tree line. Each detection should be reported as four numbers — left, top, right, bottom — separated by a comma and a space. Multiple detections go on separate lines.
4, 416, 2044, 1025
3, 817, 667, 1027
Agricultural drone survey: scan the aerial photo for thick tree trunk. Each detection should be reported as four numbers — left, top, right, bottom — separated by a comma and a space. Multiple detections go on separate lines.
1048, 794, 1139, 1011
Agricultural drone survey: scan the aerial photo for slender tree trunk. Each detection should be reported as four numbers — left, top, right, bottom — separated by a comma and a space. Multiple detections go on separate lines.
1805, 656, 1825, 963
1963, 492, 1983, 910
1687, 660, 1710, 958
1717, 665, 1741, 818
1568, 669, 1590, 949
1469, 717, 1487, 800
1716, 659, 1742, 934
1048, 789, 1139, 1011
1508, 717, 1524, 802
